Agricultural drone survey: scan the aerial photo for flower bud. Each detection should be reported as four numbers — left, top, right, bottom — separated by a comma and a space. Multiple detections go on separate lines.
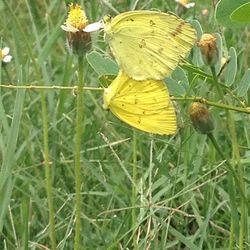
189, 102, 214, 134
197, 33, 218, 66
61, 3, 91, 54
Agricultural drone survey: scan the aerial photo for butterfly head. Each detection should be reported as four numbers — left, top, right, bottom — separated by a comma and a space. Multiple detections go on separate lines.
103, 15, 112, 24
103, 15, 113, 33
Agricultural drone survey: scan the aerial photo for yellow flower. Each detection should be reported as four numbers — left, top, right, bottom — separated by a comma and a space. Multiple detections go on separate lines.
61, 3, 88, 32
0, 47, 12, 63
197, 33, 218, 66
189, 102, 214, 134
61, 3, 91, 53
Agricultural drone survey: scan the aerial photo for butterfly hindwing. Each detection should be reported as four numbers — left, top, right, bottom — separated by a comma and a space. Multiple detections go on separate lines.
103, 71, 177, 135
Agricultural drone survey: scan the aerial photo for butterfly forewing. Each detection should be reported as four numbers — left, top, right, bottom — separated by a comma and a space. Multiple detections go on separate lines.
104, 10, 196, 80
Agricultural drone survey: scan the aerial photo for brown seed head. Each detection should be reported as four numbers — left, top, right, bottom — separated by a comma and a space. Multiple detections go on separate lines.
197, 33, 218, 66
189, 102, 214, 134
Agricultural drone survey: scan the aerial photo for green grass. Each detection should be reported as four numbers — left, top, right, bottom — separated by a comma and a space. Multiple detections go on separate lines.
0, 0, 250, 249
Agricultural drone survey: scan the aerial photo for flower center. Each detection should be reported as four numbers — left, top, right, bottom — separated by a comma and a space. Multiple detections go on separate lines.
65, 3, 88, 30
0, 50, 3, 60
179, 0, 190, 5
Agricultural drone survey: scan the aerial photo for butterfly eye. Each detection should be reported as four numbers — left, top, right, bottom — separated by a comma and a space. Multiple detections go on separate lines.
103, 15, 112, 24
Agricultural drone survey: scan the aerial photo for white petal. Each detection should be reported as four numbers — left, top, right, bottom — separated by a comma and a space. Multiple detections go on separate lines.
185, 2, 195, 8
83, 21, 103, 32
61, 24, 79, 33
2, 47, 10, 56
3, 55, 12, 63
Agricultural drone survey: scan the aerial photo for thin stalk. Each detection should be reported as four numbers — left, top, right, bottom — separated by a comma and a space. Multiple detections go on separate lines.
41, 90, 57, 250
172, 96, 250, 114
0, 84, 102, 91
207, 133, 232, 170
210, 66, 247, 249
3, 67, 12, 83
0, 84, 249, 114
228, 112, 246, 250
74, 55, 85, 250
211, 66, 224, 98
132, 129, 137, 249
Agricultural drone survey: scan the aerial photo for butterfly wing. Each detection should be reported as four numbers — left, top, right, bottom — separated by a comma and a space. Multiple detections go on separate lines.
104, 10, 196, 80
103, 71, 177, 135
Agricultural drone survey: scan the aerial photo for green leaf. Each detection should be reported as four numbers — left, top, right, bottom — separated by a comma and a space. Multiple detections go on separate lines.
215, 0, 250, 27
215, 33, 223, 74
166, 77, 186, 96
86, 51, 119, 76
169, 226, 199, 250
37, 25, 63, 65
181, 64, 212, 79
235, 69, 250, 97
99, 74, 116, 87
225, 47, 237, 86
230, 2, 250, 23
172, 66, 189, 83
0, 89, 25, 232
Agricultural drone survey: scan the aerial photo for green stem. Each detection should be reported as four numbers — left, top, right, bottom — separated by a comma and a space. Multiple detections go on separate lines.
3, 66, 12, 83
210, 66, 247, 249
211, 66, 224, 99
172, 96, 249, 114
0, 84, 249, 114
0, 84, 103, 91
207, 133, 232, 170
74, 55, 85, 250
227, 113, 246, 250
41, 90, 57, 250
132, 129, 137, 249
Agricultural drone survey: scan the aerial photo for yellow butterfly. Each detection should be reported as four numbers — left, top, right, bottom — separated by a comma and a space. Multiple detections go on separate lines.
103, 71, 177, 135
84, 10, 196, 80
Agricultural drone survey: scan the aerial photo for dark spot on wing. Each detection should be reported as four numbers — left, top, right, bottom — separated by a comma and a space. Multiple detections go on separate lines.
139, 39, 146, 48
149, 20, 156, 26
158, 48, 164, 54
138, 117, 141, 124
170, 21, 186, 37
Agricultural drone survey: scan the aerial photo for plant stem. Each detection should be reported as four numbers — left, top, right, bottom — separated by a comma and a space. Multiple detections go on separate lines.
172, 97, 250, 114
0, 84, 249, 114
132, 129, 138, 249
0, 84, 102, 91
210, 66, 247, 249
41, 90, 57, 250
74, 55, 85, 250
227, 112, 246, 250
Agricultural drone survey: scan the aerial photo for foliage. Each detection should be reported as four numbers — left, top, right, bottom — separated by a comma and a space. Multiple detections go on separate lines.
0, 0, 249, 249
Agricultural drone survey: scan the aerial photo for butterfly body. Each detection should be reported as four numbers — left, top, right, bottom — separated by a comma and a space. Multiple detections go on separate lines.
103, 71, 177, 135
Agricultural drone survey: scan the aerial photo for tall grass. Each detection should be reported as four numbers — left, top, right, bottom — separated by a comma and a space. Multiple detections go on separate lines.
0, 0, 249, 249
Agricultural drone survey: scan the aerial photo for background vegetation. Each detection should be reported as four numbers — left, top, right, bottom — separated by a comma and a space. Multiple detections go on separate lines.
0, 0, 249, 249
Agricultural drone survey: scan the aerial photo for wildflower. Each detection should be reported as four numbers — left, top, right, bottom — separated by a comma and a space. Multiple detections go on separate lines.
201, 8, 209, 18
197, 33, 218, 66
189, 102, 214, 134
175, 0, 195, 15
61, 3, 91, 54
175, 0, 195, 9
0, 47, 12, 63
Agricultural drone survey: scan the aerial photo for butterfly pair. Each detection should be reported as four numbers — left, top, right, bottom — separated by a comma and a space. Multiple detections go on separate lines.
84, 10, 196, 135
